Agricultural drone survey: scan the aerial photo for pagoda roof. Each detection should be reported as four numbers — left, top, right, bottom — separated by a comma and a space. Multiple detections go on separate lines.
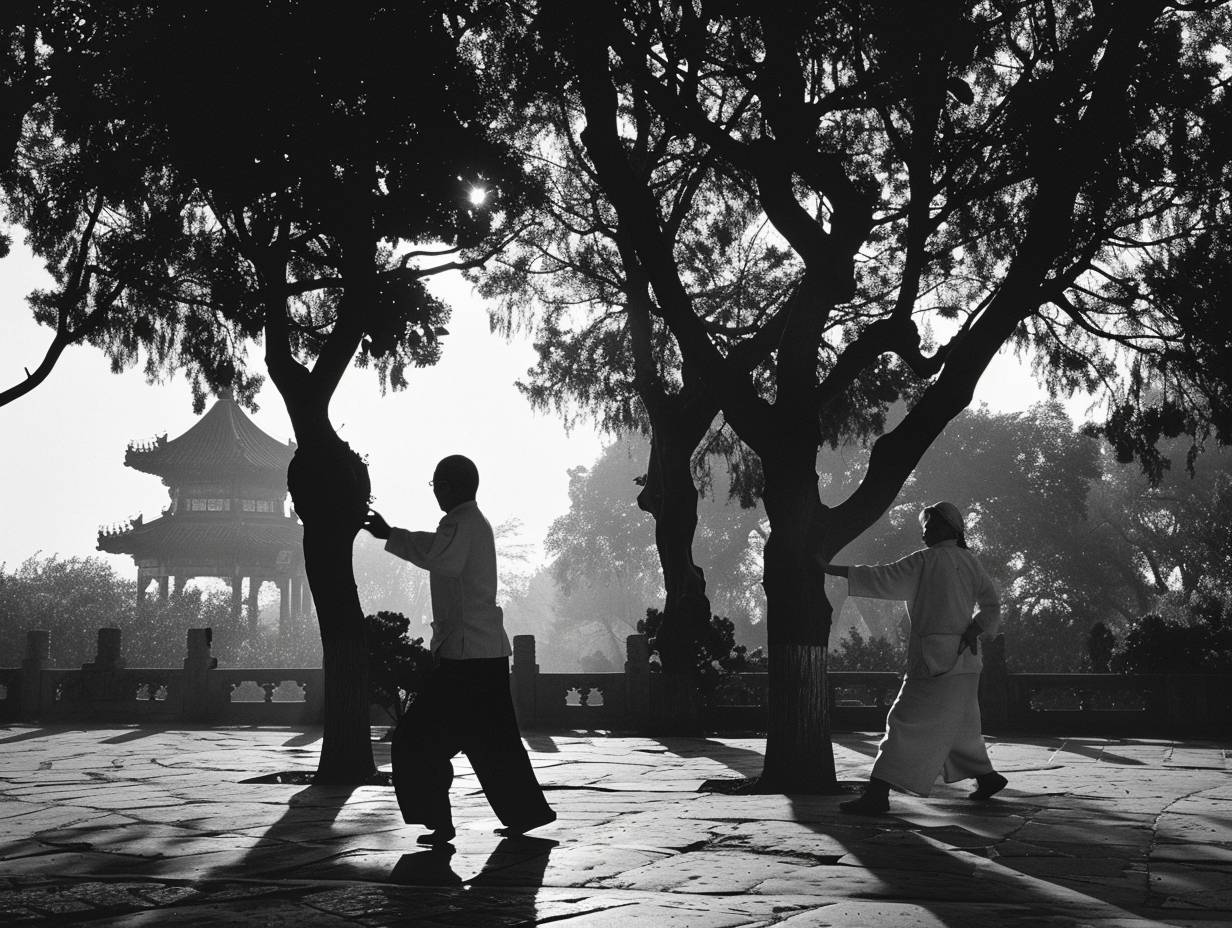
125, 394, 295, 479
98, 514, 303, 561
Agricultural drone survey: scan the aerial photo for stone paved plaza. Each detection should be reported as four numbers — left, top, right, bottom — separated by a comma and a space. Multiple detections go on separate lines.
0, 725, 1228, 926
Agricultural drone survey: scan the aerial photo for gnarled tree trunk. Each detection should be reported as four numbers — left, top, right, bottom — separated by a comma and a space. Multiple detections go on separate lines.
283, 409, 375, 783
637, 415, 712, 733
757, 444, 837, 793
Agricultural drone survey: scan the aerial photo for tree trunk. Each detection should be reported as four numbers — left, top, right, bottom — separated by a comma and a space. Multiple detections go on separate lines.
758, 449, 838, 793
638, 419, 712, 733
285, 427, 375, 784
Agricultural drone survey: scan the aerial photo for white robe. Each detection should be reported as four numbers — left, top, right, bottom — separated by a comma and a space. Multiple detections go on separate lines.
848, 540, 1002, 795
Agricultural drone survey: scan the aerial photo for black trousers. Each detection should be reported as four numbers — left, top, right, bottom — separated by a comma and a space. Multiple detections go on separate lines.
391, 656, 552, 829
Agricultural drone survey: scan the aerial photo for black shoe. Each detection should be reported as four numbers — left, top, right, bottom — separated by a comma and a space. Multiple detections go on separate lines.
416, 825, 456, 846
839, 793, 890, 815
969, 772, 1008, 801
495, 809, 556, 837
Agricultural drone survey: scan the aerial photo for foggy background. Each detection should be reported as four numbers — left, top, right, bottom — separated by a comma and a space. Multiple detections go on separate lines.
9, 230, 1222, 675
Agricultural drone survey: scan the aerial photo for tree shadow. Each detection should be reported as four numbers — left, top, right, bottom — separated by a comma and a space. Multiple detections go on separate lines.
774, 778, 1196, 924
215, 782, 361, 881
644, 736, 767, 779
100, 728, 161, 744
523, 733, 561, 753
1042, 737, 1146, 765
281, 728, 322, 748
0, 726, 72, 744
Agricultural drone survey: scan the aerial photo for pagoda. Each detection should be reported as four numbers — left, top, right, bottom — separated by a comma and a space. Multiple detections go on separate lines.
98, 390, 311, 635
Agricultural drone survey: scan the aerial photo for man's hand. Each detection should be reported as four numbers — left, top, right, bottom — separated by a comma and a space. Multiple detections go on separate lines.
958, 621, 981, 656
363, 509, 392, 540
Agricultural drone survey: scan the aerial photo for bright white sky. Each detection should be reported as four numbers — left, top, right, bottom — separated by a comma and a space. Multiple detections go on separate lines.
0, 237, 1091, 577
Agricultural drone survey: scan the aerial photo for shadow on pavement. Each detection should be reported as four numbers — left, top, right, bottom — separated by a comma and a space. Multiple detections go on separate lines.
523, 733, 561, 753
389, 835, 558, 889
281, 728, 323, 748
219, 782, 361, 880
1044, 738, 1145, 765
99, 728, 161, 745
645, 736, 767, 778
0, 727, 70, 744
780, 778, 1176, 925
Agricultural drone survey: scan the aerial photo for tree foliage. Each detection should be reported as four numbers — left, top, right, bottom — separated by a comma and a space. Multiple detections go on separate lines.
0, 554, 300, 667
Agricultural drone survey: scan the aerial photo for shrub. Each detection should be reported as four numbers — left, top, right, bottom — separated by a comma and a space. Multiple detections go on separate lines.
638, 607, 767, 687
828, 627, 906, 671
1111, 612, 1232, 674
366, 610, 432, 723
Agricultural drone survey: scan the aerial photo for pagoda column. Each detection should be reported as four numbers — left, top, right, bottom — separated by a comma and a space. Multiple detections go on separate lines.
246, 577, 261, 633
278, 577, 292, 636
230, 574, 243, 627
300, 576, 315, 620
157, 576, 169, 604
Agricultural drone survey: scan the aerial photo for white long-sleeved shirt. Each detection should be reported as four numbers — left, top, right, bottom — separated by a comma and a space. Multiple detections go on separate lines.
384, 499, 511, 660
848, 539, 1001, 678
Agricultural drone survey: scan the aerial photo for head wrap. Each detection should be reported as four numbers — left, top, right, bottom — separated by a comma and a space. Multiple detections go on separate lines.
919, 500, 965, 536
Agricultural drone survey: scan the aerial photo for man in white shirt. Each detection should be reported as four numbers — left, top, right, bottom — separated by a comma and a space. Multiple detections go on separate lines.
820, 501, 1008, 814
364, 455, 554, 845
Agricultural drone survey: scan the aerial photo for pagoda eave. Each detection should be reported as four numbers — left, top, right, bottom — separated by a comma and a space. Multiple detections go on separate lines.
97, 516, 304, 565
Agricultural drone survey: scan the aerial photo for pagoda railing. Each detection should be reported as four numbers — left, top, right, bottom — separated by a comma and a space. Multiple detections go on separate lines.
1, 629, 1228, 737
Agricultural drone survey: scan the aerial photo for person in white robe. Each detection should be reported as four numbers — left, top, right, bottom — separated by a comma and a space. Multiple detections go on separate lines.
819, 501, 1008, 814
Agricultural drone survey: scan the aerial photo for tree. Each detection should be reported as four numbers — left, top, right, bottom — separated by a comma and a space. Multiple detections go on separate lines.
1089, 438, 1232, 611
0, 553, 239, 667
544, 434, 771, 662
835, 402, 1133, 670
29, 1, 540, 783
538, 0, 1231, 790
474, 37, 790, 722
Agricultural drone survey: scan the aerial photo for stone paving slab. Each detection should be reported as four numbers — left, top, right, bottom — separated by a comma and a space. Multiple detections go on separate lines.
0, 725, 1228, 926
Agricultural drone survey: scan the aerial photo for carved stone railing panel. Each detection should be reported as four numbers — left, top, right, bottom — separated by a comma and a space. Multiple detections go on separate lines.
535, 672, 625, 726
271, 680, 308, 703
228, 680, 268, 703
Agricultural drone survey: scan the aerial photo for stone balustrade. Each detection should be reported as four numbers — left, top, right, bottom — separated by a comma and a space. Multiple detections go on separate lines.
0, 629, 1226, 736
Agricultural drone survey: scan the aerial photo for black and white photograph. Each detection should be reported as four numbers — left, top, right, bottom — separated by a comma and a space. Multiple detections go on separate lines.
1, 2, 1229, 925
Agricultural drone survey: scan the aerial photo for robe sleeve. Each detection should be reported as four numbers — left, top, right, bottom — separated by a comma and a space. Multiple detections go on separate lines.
848, 551, 925, 601
385, 522, 470, 578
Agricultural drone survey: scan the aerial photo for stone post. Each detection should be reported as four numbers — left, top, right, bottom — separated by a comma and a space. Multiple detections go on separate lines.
625, 633, 651, 727
19, 630, 50, 721
80, 628, 125, 706
979, 634, 1009, 730
512, 634, 538, 727
182, 628, 218, 722
85, 628, 124, 671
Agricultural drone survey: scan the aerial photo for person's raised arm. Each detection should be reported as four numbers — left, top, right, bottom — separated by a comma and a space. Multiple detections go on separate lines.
385, 520, 470, 578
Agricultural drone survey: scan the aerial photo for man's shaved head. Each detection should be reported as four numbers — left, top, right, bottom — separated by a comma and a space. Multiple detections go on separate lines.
434, 454, 479, 500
